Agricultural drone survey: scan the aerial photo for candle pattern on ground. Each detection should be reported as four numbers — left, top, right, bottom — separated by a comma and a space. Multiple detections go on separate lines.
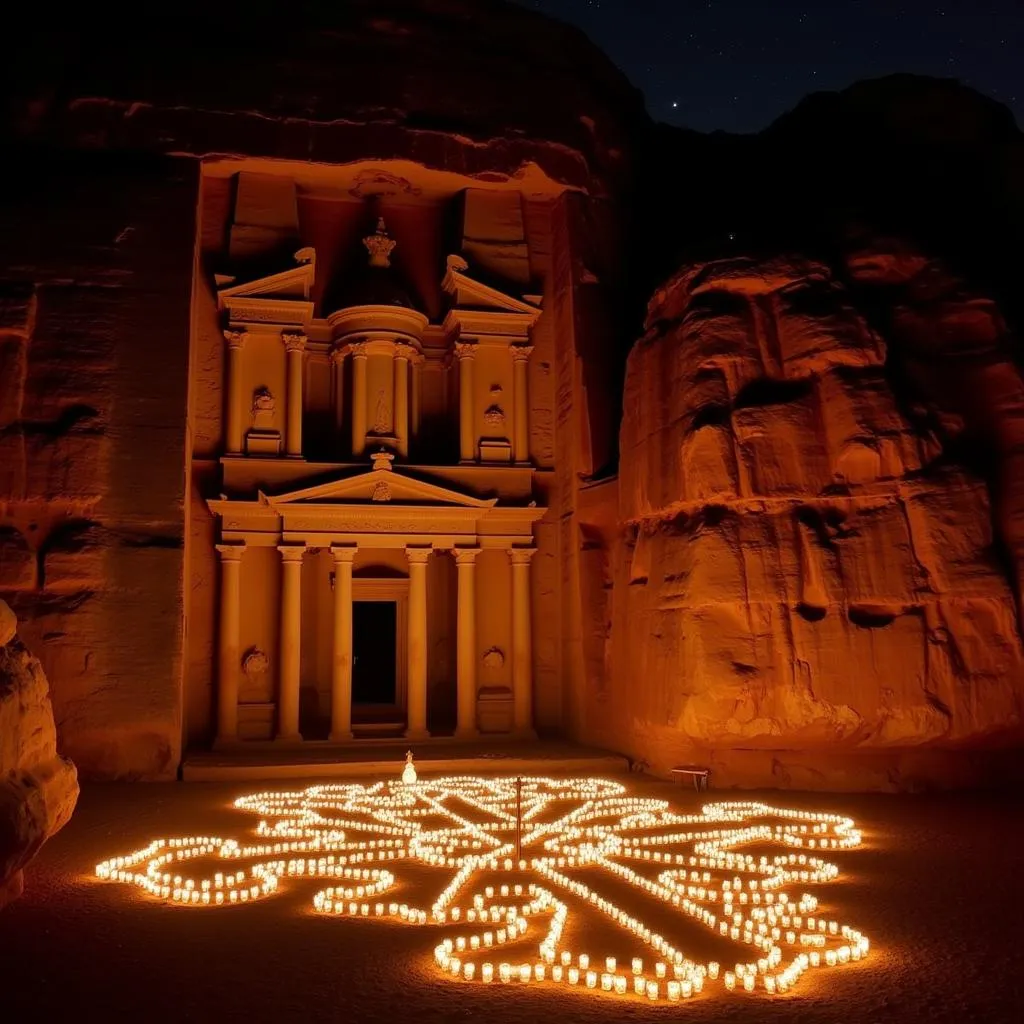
95, 776, 870, 1001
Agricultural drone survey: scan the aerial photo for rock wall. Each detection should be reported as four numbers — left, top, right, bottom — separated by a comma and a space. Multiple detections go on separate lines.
593, 254, 1024, 791
0, 600, 78, 906
0, 155, 198, 778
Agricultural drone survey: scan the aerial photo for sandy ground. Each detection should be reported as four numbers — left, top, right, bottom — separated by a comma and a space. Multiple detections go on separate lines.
2, 776, 1022, 1024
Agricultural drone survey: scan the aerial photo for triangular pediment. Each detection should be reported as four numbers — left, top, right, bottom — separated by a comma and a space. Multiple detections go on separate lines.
216, 248, 316, 307
260, 467, 498, 509
441, 255, 542, 318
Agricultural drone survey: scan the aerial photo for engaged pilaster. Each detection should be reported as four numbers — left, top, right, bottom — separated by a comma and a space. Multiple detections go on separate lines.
330, 347, 346, 445
277, 544, 305, 741
405, 547, 433, 739
330, 544, 357, 742
351, 342, 369, 456
282, 331, 307, 458
511, 343, 533, 465
509, 547, 537, 738
394, 342, 411, 459
454, 547, 480, 738
223, 329, 248, 455
455, 342, 477, 463
215, 542, 246, 745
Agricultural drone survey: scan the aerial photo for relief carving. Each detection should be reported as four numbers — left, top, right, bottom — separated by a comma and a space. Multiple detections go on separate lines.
240, 647, 271, 702
373, 389, 391, 434
251, 387, 275, 429
484, 404, 506, 428
372, 481, 393, 503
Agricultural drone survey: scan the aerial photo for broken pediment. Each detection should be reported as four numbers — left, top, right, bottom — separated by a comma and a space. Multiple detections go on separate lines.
441, 254, 542, 319
216, 248, 316, 307
258, 465, 498, 509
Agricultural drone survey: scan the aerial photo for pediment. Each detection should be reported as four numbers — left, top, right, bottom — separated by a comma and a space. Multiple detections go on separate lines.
260, 468, 498, 509
441, 255, 542, 318
216, 248, 316, 308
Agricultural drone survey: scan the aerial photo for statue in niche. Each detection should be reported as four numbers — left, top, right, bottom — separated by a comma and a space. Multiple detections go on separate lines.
482, 647, 505, 673
251, 387, 275, 429
373, 388, 391, 434
240, 647, 271, 702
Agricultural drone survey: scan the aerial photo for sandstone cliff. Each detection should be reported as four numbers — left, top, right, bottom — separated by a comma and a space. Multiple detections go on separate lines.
0, 600, 78, 906
579, 76, 1024, 790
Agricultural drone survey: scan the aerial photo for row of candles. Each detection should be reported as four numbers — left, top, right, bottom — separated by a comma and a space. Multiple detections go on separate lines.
95, 775, 870, 1001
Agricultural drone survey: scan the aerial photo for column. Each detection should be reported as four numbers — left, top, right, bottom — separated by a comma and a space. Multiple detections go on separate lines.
511, 344, 533, 465
329, 545, 357, 742
455, 342, 477, 463
351, 343, 368, 456
406, 547, 432, 739
283, 331, 307, 458
510, 547, 537, 737
410, 357, 422, 444
277, 544, 305, 742
394, 343, 410, 459
215, 542, 245, 745
330, 348, 345, 443
454, 547, 480, 738
223, 329, 247, 455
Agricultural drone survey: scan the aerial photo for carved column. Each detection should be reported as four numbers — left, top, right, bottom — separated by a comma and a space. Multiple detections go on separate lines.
511, 344, 534, 465
394, 343, 410, 459
330, 348, 345, 445
223, 329, 248, 455
509, 547, 537, 737
456, 342, 477, 463
277, 544, 305, 742
283, 332, 307, 458
455, 547, 480, 738
406, 547, 432, 739
215, 542, 245, 745
351, 343, 369, 457
410, 356, 422, 449
330, 544, 357, 742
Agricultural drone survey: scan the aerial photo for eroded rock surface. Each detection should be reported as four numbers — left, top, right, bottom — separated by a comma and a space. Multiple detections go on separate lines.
599, 254, 1024, 789
1, 600, 78, 906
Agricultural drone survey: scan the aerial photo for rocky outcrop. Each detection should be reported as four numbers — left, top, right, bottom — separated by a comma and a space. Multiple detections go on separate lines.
598, 253, 1024, 790
3, 0, 645, 198
1, 600, 78, 906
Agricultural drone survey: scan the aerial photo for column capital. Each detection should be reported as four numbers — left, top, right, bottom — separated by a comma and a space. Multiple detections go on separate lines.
330, 543, 358, 564
282, 331, 308, 353
277, 543, 307, 562
223, 328, 248, 350
329, 345, 346, 365
405, 546, 434, 564
454, 341, 478, 362
508, 546, 537, 564
510, 343, 534, 363
453, 546, 481, 565
215, 542, 246, 561
350, 340, 369, 359
394, 340, 414, 362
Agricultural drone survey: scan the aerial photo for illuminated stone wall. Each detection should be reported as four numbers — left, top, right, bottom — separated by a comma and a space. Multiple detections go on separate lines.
584, 255, 1024, 790
0, 155, 197, 779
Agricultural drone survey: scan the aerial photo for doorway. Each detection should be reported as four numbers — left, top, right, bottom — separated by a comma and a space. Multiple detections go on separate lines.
352, 601, 398, 706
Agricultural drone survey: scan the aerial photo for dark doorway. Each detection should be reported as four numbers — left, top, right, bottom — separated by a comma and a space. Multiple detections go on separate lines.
352, 601, 397, 705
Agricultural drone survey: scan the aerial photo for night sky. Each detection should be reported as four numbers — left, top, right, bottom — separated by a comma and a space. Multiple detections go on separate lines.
517, 0, 1023, 134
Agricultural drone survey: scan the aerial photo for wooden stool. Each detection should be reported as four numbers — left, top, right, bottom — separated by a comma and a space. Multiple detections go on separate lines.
671, 766, 710, 792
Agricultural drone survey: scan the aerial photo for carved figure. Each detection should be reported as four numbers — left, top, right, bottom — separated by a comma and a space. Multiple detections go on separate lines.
251, 387, 275, 429
372, 481, 393, 502
482, 647, 505, 672
373, 389, 391, 434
